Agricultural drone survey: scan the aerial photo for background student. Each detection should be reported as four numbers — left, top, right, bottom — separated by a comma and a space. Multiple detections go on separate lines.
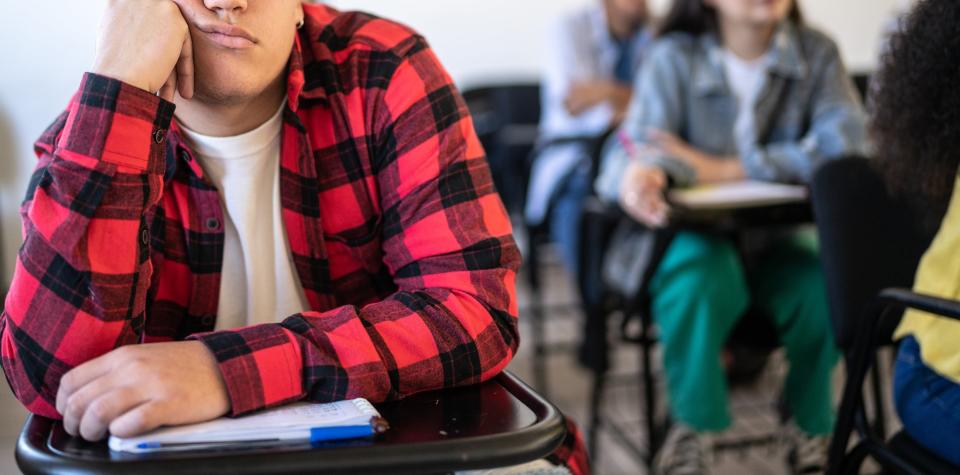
870, 0, 960, 465
595, 0, 867, 473
525, 0, 650, 278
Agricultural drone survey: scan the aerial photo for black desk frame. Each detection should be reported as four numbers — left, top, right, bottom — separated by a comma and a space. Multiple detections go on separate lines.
16, 372, 566, 475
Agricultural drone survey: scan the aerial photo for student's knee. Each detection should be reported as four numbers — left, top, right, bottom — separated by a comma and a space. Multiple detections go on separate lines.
652, 233, 750, 332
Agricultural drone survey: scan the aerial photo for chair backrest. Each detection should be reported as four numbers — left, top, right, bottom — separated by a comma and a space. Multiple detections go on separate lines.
850, 73, 872, 103
811, 157, 939, 350
461, 84, 541, 215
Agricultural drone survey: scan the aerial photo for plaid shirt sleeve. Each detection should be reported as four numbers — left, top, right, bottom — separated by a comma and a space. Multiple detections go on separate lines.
190, 34, 523, 416
0, 73, 174, 418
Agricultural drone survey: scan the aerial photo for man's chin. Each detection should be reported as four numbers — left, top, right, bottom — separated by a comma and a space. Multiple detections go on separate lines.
191, 84, 261, 107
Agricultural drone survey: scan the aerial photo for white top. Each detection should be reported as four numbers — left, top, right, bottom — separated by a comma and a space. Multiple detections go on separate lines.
179, 102, 309, 330
525, 3, 650, 224
722, 49, 769, 152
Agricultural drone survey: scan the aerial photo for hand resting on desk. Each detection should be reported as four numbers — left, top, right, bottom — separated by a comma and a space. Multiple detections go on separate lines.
55, 341, 230, 442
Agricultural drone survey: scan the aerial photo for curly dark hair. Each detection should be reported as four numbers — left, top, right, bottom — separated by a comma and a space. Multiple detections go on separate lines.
872, 0, 960, 211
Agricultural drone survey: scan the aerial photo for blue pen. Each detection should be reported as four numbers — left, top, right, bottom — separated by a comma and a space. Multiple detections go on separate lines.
309, 424, 376, 443
134, 418, 389, 451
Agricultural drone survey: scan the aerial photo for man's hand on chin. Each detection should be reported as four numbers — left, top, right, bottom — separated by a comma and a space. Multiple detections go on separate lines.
55, 341, 231, 442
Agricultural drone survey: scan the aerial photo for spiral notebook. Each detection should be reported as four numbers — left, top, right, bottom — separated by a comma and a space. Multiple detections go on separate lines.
108, 398, 389, 453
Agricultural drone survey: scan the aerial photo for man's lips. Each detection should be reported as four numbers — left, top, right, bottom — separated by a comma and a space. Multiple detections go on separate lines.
196, 23, 258, 49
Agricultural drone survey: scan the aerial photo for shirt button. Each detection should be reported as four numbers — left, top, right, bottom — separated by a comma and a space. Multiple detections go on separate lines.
205, 218, 220, 230
153, 129, 166, 144
140, 228, 150, 246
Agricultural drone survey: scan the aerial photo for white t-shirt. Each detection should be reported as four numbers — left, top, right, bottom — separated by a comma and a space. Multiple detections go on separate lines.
722, 49, 769, 151
179, 102, 309, 330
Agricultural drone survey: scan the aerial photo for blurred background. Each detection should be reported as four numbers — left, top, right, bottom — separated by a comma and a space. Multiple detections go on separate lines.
0, 1, 910, 473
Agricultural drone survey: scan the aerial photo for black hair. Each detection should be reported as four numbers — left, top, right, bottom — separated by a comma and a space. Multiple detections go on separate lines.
872, 0, 960, 215
658, 0, 803, 37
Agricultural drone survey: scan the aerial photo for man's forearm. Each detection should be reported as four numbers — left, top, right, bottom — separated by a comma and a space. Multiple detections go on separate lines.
1, 74, 174, 418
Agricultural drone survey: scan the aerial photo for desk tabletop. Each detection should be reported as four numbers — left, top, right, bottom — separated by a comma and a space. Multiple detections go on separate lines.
667, 199, 813, 233
16, 372, 565, 475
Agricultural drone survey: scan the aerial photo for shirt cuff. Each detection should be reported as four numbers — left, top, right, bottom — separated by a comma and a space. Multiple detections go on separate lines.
190, 324, 305, 416
59, 73, 175, 174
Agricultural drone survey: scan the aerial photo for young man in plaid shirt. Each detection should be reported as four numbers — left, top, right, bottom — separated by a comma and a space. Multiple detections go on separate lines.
0, 1, 586, 472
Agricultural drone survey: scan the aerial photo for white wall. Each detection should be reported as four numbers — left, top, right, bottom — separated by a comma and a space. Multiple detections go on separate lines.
0, 0, 110, 290
0, 0, 906, 287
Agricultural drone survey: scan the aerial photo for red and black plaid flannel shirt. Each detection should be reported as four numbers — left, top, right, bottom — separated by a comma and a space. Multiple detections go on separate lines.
1, 4, 587, 473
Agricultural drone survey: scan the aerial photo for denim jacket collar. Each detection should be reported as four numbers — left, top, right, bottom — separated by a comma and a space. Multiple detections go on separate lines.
692, 21, 808, 97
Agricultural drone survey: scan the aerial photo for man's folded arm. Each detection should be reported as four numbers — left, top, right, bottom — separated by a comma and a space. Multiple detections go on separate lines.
1, 73, 174, 418
190, 37, 522, 416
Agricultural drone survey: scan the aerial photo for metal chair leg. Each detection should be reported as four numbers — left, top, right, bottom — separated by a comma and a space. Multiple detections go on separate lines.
526, 228, 549, 396
588, 369, 606, 459
640, 312, 660, 468
870, 352, 887, 439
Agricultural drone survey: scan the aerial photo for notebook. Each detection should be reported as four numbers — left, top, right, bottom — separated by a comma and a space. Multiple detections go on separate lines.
668, 180, 807, 210
108, 398, 389, 453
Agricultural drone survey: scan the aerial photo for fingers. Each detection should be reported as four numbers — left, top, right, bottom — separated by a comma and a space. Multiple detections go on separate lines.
56, 353, 117, 417
622, 189, 669, 228
78, 387, 148, 441
648, 167, 667, 190
176, 29, 194, 99
564, 95, 587, 116
109, 401, 169, 438
61, 369, 134, 437
621, 164, 670, 227
646, 128, 676, 144
159, 69, 177, 102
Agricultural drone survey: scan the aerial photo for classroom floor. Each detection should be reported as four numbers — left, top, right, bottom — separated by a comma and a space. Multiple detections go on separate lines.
0, 244, 896, 474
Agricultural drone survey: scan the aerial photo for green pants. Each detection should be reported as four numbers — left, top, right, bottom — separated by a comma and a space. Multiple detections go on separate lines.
649, 231, 840, 435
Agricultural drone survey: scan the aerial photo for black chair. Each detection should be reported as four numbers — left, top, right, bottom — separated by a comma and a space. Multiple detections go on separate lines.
522, 132, 615, 396
464, 84, 585, 396
827, 290, 960, 475
812, 157, 936, 442
461, 84, 541, 217
584, 199, 809, 465
850, 73, 872, 103
811, 158, 958, 474
463, 83, 611, 399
